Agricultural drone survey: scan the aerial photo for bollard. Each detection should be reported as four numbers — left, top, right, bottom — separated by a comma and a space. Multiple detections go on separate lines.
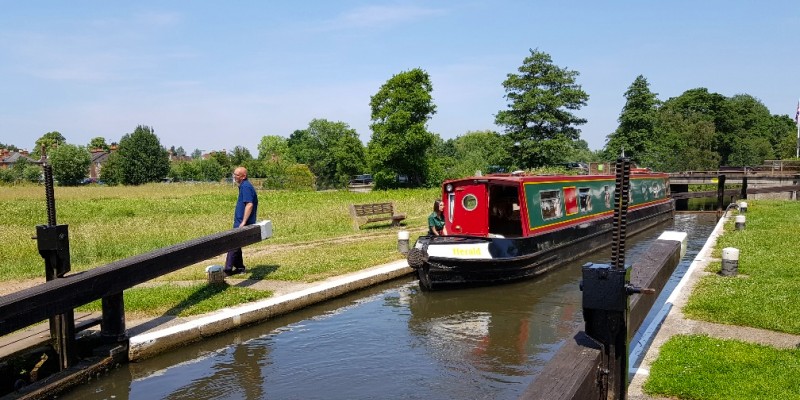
397, 230, 410, 255
738, 201, 747, 214
206, 265, 226, 284
720, 248, 739, 276
735, 215, 746, 230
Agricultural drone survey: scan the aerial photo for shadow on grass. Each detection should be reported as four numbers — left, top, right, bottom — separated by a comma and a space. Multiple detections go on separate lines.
163, 284, 230, 317
248, 264, 280, 280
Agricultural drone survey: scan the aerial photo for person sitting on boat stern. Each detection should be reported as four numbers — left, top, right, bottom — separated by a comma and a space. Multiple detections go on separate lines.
428, 199, 447, 236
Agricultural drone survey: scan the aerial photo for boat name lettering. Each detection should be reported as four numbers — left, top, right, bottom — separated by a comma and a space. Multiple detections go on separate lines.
452, 247, 482, 256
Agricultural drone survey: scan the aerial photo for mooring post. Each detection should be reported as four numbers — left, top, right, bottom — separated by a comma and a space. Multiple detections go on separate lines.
581, 157, 632, 399
715, 174, 726, 211
740, 175, 748, 200
35, 155, 76, 370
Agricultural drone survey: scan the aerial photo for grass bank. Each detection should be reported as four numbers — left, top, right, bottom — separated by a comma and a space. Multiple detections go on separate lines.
1, 183, 438, 316
644, 200, 800, 399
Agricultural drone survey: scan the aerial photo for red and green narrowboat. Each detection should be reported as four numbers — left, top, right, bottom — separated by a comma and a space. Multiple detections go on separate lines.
407, 171, 674, 290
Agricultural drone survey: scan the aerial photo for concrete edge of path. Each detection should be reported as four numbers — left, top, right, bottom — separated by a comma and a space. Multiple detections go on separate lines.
129, 260, 413, 361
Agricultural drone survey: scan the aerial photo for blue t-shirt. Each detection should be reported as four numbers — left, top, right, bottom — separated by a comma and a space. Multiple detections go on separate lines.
233, 179, 258, 228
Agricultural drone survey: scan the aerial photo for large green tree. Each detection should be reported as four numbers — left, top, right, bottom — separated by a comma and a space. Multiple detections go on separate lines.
288, 119, 366, 189
367, 68, 437, 188
257, 135, 292, 162
604, 75, 660, 164
115, 125, 170, 185
34, 131, 67, 158
495, 49, 589, 168
49, 144, 91, 186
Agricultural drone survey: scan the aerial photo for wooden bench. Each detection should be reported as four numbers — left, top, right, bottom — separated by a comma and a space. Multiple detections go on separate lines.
349, 202, 406, 230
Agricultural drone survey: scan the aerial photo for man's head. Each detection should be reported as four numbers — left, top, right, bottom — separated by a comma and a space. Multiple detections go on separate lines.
233, 167, 248, 186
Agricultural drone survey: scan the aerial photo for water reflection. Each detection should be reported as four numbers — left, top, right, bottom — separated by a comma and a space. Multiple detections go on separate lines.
60, 214, 717, 400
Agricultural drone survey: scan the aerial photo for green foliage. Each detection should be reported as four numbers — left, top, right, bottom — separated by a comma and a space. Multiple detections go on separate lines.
257, 135, 292, 162
191, 148, 202, 159
262, 160, 316, 190
439, 130, 513, 179
495, 49, 589, 168
33, 131, 66, 159
169, 158, 227, 182
116, 125, 170, 185
22, 165, 42, 183
368, 68, 437, 189
284, 163, 316, 191
208, 150, 231, 172
604, 75, 660, 164
0, 142, 19, 151
88, 137, 109, 151
230, 145, 253, 167
288, 119, 366, 189
48, 144, 91, 186
608, 87, 796, 172
99, 152, 122, 185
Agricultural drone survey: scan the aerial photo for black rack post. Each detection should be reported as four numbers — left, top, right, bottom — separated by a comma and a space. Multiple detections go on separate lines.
581, 157, 632, 399
35, 157, 76, 370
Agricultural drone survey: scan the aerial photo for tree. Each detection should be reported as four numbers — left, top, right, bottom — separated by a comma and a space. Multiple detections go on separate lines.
88, 137, 110, 151
604, 75, 660, 164
49, 144, 91, 186
495, 49, 589, 168
116, 125, 170, 185
444, 130, 513, 178
230, 146, 253, 167
100, 152, 122, 185
650, 110, 720, 172
209, 150, 231, 172
191, 148, 203, 159
34, 131, 66, 158
175, 146, 186, 157
367, 68, 437, 188
0, 142, 19, 151
257, 135, 292, 162
288, 119, 366, 188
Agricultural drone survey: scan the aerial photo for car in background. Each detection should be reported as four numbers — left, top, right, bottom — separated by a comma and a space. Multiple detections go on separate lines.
349, 174, 373, 185
562, 162, 589, 174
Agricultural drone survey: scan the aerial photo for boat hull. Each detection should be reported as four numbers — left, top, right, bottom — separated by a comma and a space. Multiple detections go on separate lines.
410, 200, 674, 291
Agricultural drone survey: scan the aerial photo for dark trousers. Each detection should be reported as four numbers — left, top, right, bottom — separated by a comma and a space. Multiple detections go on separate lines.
225, 248, 245, 271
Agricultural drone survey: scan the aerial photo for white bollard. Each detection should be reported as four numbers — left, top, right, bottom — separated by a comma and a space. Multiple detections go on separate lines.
397, 230, 410, 255
738, 201, 747, 214
735, 215, 746, 230
720, 248, 739, 276
206, 265, 226, 284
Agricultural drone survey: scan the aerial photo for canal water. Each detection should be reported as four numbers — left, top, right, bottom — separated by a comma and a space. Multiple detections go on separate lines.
62, 212, 718, 400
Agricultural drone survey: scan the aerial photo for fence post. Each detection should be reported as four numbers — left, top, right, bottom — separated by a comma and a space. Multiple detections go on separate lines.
741, 175, 748, 200
716, 174, 726, 211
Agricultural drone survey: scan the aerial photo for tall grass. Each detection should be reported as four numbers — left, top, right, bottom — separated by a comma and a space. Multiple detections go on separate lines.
0, 183, 439, 281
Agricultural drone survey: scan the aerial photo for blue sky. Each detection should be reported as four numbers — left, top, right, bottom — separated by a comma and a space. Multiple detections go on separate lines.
1, 1, 798, 156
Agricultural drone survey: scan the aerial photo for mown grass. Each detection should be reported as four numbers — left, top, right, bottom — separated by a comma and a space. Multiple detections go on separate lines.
645, 200, 800, 399
1, 183, 437, 316
685, 200, 800, 335
645, 335, 800, 400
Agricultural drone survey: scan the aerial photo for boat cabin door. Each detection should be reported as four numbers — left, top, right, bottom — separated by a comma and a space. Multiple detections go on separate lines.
446, 182, 488, 236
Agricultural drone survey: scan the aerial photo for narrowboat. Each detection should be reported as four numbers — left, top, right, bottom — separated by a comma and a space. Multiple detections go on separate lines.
407, 170, 674, 291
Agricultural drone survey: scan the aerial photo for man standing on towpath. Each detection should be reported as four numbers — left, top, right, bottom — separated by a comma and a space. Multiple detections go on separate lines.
225, 166, 258, 276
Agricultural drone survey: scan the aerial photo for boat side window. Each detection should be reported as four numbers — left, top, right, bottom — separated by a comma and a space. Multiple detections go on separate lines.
462, 194, 478, 211
448, 193, 455, 223
578, 187, 592, 212
540, 190, 563, 220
